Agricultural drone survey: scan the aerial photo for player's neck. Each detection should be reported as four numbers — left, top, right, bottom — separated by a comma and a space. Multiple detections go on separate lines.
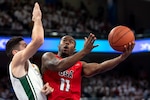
57, 52, 69, 58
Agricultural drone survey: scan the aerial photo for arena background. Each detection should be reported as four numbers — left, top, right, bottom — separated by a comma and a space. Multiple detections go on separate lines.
0, 0, 150, 99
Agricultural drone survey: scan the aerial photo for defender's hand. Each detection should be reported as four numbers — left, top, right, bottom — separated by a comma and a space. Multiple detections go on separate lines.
41, 82, 54, 95
32, 2, 42, 21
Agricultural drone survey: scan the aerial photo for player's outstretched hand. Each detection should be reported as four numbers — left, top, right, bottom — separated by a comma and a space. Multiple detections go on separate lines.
32, 2, 42, 22
120, 41, 135, 60
83, 33, 99, 54
41, 82, 54, 95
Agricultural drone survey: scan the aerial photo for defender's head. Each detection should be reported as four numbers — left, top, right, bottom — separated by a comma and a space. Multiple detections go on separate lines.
5, 36, 27, 59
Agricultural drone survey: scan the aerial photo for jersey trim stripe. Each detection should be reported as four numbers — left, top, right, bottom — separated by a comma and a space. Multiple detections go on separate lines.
19, 75, 38, 100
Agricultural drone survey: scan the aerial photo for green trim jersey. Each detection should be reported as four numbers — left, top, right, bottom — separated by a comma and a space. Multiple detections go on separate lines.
9, 61, 47, 100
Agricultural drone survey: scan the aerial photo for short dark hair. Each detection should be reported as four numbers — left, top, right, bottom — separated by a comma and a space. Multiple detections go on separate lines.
5, 36, 24, 59
60, 35, 76, 47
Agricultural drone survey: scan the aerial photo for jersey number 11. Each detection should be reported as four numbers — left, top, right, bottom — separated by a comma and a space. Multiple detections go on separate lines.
60, 78, 70, 92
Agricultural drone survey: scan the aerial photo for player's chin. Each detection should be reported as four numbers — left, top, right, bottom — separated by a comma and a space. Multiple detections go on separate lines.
62, 52, 69, 57
62, 49, 69, 53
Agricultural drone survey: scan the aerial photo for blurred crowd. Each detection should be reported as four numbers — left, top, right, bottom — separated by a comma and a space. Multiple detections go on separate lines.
0, 73, 150, 100
0, 0, 149, 39
0, 0, 112, 37
81, 73, 150, 100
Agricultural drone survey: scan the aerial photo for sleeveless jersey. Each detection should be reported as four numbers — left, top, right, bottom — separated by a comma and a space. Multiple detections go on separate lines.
9, 61, 47, 100
42, 55, 83, 100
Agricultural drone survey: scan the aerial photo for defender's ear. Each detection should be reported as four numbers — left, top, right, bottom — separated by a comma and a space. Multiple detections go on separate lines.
12, 50, 18, 56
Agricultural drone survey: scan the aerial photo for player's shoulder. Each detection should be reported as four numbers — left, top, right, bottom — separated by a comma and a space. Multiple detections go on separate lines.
42, 52, 56, 59
42, 52, 54, 56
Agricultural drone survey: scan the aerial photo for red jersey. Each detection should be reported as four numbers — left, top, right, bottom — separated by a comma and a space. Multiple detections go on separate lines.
42, 55, 83, 100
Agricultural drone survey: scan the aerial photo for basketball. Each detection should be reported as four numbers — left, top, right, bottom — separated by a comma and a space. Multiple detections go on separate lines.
108, 25, 135, 52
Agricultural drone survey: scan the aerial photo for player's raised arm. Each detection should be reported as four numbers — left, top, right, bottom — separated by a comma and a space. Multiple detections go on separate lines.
14, 2, 44, 63
82, 42, 135, 77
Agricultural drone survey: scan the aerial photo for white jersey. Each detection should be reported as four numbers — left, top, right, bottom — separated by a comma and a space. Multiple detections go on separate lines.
9, 61, 47, 100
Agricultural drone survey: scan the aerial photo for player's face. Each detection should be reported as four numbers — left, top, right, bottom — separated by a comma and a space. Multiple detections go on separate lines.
58, 36, 75, 57
18, 41, 27, 50
12, 40, 27, 55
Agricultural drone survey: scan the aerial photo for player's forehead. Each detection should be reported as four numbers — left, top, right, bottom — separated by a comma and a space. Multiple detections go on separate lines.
19, 40, 26, 44
61, 35, 75, 41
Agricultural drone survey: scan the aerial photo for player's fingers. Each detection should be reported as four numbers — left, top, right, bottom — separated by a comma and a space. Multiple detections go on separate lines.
90, 34, 97, 45
41, 84, 54, 95
87, 33, 95, 44
33, 2, 38, 14
84, 34, 91, 45
42, 82, 50, 91
41, 88, 47, 94
49, 87, 54, 93
43, 83, 48, 89
45, 82, 54, 93
45, 82, 49, 86
92, 37, 97, 43
41, 89, 49, 95
34, 2, 40, 10
44, 91, 49, 95
128, 42, 135, 51
87, 33, 92, 39
93, 44, 99, 48
45, 88, 54, 95
131, 41, 135, 49
84, 37, 88, 42
128, 42, 132, 51
35, 2, 39, 8
91, 34, 96, 44
125, 43, 130, 51
124, 45, 127, 52
32, 2, 41, 21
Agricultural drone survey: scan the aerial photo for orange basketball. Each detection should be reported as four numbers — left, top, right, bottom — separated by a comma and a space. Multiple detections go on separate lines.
108, 25, 135, 52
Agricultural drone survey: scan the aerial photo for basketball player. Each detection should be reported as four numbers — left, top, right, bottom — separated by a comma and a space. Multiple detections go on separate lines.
5, 2, 53, 100
41, 33, 135, 100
